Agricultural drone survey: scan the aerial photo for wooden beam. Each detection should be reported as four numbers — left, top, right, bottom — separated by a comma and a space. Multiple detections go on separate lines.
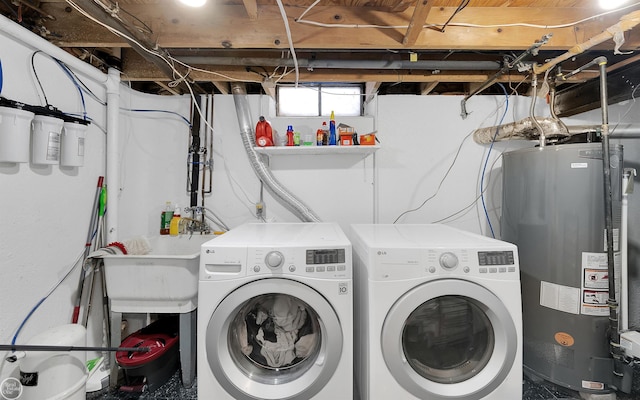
365, 81, 381, 103
154, 81, 182, 95
242, 0, 258, 20
555, 61, 640, 117
212, 81, 230, 94
420, 81, 438, 95
402, 0, 433, 46
42, 4, 638, 51
261, 79, 277, 99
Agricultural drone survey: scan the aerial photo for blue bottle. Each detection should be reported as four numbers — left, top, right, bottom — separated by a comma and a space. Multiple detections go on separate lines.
329, 111, 337, 145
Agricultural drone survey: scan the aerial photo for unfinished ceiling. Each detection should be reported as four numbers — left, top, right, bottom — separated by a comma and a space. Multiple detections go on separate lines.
2, 0, 640, 105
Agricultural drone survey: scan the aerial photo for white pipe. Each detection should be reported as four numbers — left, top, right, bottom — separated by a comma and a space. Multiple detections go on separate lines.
621, 177, 628, 331
621, 169, 635, 331
106, 68, 121, 243
0, 14, 106, 84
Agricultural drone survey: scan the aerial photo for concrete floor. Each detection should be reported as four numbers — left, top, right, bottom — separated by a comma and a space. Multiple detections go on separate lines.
86, 368, 640, 400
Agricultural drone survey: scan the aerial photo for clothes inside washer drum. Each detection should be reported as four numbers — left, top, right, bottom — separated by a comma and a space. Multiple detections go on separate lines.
239, 294, 318, 368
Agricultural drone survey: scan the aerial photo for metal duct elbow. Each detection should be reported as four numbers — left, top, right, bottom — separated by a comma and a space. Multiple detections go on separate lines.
231, 83, 321, 223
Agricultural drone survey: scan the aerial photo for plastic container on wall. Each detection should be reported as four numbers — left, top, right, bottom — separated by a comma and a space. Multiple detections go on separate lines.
0, 103, 34, 163
60, 120, 89, 167
31, 113, 64, 165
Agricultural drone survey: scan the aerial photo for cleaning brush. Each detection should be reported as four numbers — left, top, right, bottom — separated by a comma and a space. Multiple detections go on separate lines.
88, 236, 151, 258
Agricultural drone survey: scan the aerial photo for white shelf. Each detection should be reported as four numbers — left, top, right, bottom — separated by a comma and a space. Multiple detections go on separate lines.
254, 145, 379, 157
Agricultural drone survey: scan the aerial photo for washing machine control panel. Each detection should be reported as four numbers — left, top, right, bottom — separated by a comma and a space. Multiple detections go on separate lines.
265, 251, 285, 269
250, 247, 351, 278
438, 252, 459, 270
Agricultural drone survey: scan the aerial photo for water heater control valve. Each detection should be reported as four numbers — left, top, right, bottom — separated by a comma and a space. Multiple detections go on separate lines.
265, 251, 284, 269
439, 252, 459, 270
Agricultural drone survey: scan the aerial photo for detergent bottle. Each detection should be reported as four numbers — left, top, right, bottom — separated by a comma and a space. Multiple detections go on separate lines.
169, 205, 181, 236
255, 116, 274, 147
317, 121, 327, 146
329, 111, 337, 145
286, 125, 295, 146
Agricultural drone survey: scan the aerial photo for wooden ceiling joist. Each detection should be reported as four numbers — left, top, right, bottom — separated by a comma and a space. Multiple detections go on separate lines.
420, 81, 439, 95
41, 4, 640, 51
242, 0, 258, 20
402, 0, 433, 46
365, 81, 381, 103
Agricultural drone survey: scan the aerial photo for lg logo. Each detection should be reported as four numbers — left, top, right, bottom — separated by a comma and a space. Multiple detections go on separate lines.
377, 250, 387, 256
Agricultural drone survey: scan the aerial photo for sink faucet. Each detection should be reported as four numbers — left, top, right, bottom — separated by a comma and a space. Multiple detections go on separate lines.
182, 207, 211, 234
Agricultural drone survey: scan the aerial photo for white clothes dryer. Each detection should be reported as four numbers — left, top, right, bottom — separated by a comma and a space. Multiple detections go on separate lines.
349, 224, 522, 400
198, 222, 353, 400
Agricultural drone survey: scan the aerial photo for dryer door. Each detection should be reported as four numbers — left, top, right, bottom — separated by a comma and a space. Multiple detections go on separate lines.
381, 279, 517, 400
205, 278, 343, 400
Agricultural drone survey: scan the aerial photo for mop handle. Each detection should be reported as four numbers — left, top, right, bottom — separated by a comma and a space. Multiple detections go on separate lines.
3, 344, 150, 362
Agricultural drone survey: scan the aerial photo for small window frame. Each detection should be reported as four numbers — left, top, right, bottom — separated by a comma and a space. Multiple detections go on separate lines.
276, 83, 364, 117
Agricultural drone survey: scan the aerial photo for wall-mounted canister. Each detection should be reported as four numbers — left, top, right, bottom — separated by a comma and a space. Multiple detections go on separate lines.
0, 100, 34, 163
60, 119, 89, 167
31, 111, 64, 165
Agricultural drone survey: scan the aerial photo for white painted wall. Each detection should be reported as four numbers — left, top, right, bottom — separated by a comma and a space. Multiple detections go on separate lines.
3, 18, 640, 384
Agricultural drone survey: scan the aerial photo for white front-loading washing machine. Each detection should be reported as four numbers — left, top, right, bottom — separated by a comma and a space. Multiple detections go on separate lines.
349, 224, 522, 400
198, 222, 353, 400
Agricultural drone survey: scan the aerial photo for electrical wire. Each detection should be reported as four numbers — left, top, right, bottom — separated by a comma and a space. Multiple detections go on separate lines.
392, 130, 474, 224
392, 88, 514, 225
54, 59, 88, 120
439, 0, 470, 33
611, 83, 640, 135
275, 0, 299, 86
432, 152, 504, 224
30, 51, 49, 105
479, 83, 509, 238
295, 1, 640, 30
11, 249, 85, 345
119, 107, 191, 126
203, 206, 230, 231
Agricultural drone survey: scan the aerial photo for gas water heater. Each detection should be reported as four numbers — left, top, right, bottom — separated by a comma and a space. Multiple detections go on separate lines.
501, 142, 624, 394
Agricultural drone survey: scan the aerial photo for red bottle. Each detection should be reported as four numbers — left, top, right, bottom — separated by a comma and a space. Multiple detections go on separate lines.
286, 125, 295, 146
255, 116, 274, 147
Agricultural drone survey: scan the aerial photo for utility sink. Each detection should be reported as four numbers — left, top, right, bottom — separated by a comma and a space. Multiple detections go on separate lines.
101, 234, 216, 313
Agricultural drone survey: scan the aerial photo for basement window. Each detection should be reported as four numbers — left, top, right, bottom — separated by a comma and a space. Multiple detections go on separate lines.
277, 84, 363, 117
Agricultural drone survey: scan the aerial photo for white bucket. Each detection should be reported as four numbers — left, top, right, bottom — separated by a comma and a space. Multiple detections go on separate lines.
0, 106, 34, 163
31, 114, 64, 165
60, 121, 88, 167
19, 324, 88, 400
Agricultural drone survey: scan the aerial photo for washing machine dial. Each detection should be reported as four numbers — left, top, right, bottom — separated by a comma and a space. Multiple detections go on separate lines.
265, 251, 284, 269
439, 252, 459, 270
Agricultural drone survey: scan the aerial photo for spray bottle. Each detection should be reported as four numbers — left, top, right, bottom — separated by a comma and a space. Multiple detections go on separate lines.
329, 111, 337, 145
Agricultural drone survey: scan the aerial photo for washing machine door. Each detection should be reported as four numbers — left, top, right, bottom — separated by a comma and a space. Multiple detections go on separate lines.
205, 278, 343, 400
381, 279, 517, 400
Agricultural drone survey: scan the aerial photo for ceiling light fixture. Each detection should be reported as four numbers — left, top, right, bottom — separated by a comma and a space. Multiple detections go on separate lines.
178, 0, 206, 7
598, 0, 629, 10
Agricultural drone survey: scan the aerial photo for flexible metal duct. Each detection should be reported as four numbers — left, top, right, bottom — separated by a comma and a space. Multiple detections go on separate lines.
472, 117, 568, 144
231, 83, 321, 222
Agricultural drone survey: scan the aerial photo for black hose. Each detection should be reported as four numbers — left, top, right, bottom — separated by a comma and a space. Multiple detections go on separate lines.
189, 97, 202, 208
